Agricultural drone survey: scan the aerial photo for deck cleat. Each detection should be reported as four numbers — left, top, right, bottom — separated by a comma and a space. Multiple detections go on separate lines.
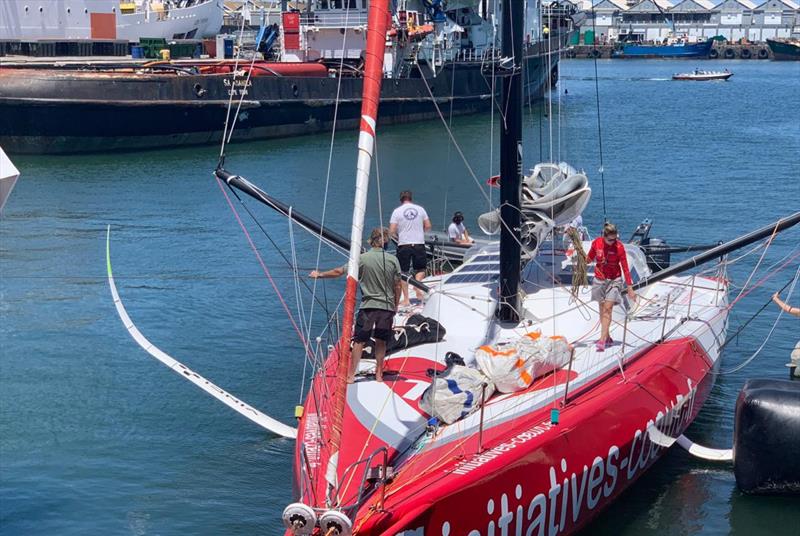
281, 503, 317, 535
318, 510, 352, 536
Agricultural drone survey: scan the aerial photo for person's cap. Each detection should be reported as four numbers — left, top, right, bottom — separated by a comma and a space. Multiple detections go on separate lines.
453, 211, 463, 220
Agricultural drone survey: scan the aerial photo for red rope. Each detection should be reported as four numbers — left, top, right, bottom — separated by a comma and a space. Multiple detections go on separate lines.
216, 177, 311, 355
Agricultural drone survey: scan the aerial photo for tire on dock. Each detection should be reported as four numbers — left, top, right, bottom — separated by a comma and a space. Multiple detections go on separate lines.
724, 48, 737, 59
758, 48, 769, 59
740, 48, 752, 59
709, 48, 719, 59
733, 379, 800, 495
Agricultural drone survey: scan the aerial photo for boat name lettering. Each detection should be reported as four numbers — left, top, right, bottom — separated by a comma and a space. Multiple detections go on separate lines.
430, 379, 698, 536
450, 422, 554, 476
302, 413, 320, 468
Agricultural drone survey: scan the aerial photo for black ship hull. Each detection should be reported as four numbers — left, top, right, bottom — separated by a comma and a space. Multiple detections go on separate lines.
0, 54, 557, 154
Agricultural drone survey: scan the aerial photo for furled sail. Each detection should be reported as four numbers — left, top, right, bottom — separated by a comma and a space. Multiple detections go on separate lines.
479, 162, 591, 248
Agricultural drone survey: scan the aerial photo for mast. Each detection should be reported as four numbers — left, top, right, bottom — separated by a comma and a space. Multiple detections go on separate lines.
326, 0, 391, 501
497, 0, 524, 322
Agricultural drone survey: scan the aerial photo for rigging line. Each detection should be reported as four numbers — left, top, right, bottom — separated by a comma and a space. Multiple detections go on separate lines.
589, 1, 607, 222
546, 9, 554, 164
714, 264, 799, 376
289, 210, 312, 354
220, 179, 339, 314
729, 221, 780, 305
218, 13, 248, 161
719, 274, 796, 353
225, 51, 262, 145
307, 3, 354, 353
415, 63, 492, 205
216, 177, 314, 359
489, 4, 497, 211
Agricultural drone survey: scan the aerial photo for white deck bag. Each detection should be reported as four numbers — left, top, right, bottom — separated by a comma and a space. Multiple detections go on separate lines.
420, 365, 495, 424
476, 332, 572, 393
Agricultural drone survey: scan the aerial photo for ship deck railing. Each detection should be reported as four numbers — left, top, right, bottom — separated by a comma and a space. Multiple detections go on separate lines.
300, 11, 369, 28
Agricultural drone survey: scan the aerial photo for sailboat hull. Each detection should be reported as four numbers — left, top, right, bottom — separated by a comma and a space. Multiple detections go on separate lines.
348, 337, 719, 535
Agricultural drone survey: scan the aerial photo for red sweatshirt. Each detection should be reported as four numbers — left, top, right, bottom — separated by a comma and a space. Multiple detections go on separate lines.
587, 237, 633, 285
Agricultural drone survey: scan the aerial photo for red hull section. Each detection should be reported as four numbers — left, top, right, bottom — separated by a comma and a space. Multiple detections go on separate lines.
294, 337, 716, 535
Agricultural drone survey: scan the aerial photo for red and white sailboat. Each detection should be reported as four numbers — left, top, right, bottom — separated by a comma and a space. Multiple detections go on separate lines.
106, 1, 800, 534
276, 1, 728, 535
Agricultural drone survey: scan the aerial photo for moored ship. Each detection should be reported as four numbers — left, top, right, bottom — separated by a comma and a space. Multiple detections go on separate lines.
766, 38, 800, 60
0, 1, 577, 154
613, 37, 713, 58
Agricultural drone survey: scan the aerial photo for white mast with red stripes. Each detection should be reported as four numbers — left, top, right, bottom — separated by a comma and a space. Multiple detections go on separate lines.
326, 0, 392, 502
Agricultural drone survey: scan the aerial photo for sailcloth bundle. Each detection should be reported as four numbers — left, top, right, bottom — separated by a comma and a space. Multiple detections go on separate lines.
475, 332, 573, 393
478, 162, 592, 248
420, 365, 495, 425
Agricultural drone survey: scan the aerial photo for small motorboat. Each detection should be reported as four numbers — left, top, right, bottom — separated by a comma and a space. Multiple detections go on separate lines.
673, 69, 733, 81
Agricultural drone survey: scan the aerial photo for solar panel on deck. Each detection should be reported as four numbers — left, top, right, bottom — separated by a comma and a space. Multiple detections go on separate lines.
446, 273, 498, 284
457, 263, 499, 273
470, 254, 500, 262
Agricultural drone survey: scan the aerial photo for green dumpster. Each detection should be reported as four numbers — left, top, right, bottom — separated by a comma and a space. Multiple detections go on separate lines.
584, 30, 595, 45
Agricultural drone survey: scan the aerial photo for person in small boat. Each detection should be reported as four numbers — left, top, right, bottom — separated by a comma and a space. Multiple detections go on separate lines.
447, 211, 474, 245
587, 223, 637, 352
390, 190, 432, 305
309, 227, 402, 383
772, 291, 800, 378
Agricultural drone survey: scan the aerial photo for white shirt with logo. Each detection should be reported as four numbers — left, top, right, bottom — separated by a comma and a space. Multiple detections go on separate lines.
448, 222, 466, 241
390, 202, 428, 245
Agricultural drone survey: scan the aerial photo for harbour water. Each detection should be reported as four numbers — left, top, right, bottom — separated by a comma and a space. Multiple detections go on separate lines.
1, 59, 799, 535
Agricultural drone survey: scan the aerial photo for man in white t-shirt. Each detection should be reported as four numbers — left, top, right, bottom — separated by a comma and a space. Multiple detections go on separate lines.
447, 211, 473, 245
389, 190, 431, 305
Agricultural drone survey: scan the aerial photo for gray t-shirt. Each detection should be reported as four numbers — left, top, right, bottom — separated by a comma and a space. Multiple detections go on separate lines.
390, 202, 429, 245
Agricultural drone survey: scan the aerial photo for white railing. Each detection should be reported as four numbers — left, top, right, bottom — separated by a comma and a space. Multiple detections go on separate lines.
300, 11, 369, 28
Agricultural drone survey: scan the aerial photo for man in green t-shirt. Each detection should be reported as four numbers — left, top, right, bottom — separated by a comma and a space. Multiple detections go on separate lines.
310, 227, 402, 383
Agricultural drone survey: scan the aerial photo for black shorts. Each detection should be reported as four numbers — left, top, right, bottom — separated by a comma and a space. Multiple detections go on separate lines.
397, 244, 427, 272
353, 308, 395, 343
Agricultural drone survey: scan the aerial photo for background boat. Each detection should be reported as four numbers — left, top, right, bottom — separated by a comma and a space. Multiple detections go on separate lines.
0, 1, 576, 154
0, 0, 223, 41
613, 38, 713, 58
766, 38, 800, 61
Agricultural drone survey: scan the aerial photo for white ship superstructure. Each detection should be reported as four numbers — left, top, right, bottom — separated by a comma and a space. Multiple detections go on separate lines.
0, 0, 223, 42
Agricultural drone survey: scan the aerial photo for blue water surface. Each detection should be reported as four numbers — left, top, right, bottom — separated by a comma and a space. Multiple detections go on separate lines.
1, 58, 799, 535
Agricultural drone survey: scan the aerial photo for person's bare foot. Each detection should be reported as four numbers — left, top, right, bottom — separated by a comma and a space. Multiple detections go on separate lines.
346, 377, 355, 384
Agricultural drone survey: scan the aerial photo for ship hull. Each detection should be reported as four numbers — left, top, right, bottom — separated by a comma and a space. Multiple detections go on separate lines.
615, 40, 713, 58
0, 55, 556, 154
766, 39, 800, 61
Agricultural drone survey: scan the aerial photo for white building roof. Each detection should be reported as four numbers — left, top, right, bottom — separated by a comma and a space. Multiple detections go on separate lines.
669, 0, 716, 11
593, 0, 631, 10
756, 0, 800, 9
625, 0, 674, 13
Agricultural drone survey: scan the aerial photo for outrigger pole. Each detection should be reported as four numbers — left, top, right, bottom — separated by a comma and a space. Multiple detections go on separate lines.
633, 211, 800, 290
214, 169, 430, 293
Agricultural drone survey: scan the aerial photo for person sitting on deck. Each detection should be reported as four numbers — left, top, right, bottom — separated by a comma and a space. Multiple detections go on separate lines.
310, 227, 402, 383
587, 222, 637, 352
447, 211, 474, 245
